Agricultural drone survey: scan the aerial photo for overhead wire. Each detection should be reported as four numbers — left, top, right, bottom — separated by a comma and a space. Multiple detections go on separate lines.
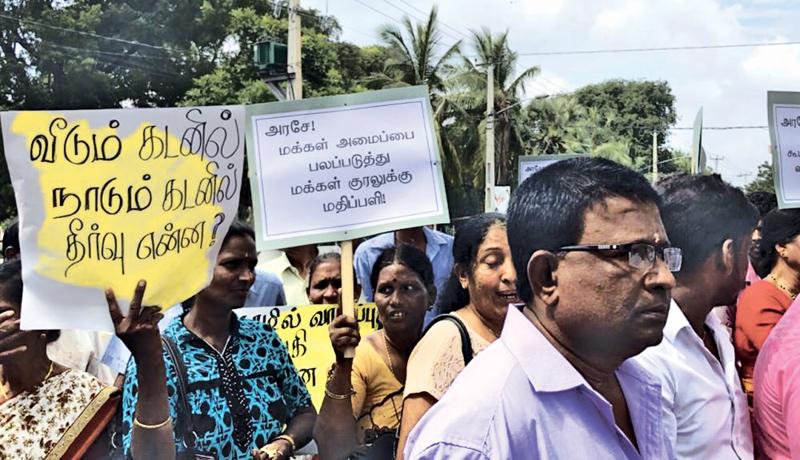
0, 12, 169, 52
516, 40, 800, 56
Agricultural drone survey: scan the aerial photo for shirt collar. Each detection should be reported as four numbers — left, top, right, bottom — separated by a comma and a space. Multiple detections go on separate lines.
500, 305, 586, 392
664, 298, 726, 343
422, 227, 450, 261
172, 309, 255, 345
502, 305, 662, 394
663, 298, 692, 342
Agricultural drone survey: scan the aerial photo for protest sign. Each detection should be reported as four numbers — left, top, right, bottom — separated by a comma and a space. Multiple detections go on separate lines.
237, 304, 380, 410
518, 154, 580, 185
0, 106, 244, 330
245, 86, 449, 250
492, 186, 511, 214
691, 107, 706, 174
768, 92, 800, 208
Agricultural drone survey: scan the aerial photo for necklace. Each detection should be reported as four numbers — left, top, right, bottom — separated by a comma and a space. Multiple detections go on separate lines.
42, 361, 54, 382
381, 330, 396, 377
767, 274, 798, 299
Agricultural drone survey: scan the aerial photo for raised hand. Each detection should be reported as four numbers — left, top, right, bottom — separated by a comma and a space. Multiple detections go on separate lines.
0, 310, 27, 364
106, 280, 163, 361
328, 310, 360, 363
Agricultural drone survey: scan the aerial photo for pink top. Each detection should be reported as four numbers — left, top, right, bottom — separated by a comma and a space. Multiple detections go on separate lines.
746, 262, 761, 286
753, 295, 800, 459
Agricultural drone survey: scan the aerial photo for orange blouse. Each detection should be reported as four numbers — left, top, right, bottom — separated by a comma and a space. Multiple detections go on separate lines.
734, 280, 793, 383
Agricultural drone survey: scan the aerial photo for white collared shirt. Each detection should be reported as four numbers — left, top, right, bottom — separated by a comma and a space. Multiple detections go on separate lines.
634, 300, 753, 459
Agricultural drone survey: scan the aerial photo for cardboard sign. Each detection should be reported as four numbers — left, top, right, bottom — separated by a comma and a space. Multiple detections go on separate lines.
237, 304, 380, 410
518, 154, 580, 185
245, 86, 449, 250
0, 106, 244, 330
768, 92, 800, 208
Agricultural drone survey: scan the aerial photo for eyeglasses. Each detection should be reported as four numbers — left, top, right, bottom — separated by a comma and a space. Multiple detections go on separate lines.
558, 243, 683, 272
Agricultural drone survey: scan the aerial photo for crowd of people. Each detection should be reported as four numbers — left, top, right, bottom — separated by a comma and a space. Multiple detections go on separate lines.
1, 156, 799, 459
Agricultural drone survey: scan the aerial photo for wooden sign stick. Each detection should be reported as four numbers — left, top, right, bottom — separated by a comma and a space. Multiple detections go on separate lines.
340, 239, 356, 358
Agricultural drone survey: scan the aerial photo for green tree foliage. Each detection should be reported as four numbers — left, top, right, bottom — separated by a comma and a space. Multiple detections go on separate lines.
0, 2, 389, 221
459, 29, 540, 187
745, 161, 775, 194
376, 6, 460, 95
1, 3, 695, 223
572, 79, 677, 164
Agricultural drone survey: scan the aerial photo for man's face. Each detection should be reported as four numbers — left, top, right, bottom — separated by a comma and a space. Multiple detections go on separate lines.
552, 197, 676, 359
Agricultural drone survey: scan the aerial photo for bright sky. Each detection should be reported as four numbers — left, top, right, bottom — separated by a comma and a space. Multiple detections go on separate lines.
303, 0, 799, 186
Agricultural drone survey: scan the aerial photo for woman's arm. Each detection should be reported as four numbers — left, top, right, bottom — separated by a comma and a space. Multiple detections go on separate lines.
107, 281, 174, 460
313, 314, 362, 460
395, 392, 437, 460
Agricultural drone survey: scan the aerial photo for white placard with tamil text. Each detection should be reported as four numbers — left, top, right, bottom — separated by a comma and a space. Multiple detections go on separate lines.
768, 92, 800, 208
246, 86, 449, 250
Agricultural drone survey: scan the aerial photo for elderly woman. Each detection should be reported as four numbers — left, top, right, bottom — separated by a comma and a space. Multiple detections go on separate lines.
313, 245, 436, 460
396, 213, 518, 458
736, 208, 800, 398
119, 221, 316, 459
307, 252, 361, 306
0, 259, 165, 459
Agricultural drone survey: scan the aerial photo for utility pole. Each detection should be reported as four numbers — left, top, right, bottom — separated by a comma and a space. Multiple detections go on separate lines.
710, 154, 724, 172
288, 0, 302, 100
484, 63, 495, 212
737, 172, 753, 185
651, 130, 658, 184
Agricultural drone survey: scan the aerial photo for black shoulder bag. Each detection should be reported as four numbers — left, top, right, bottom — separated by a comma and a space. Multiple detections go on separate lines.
161, 336, 215, 460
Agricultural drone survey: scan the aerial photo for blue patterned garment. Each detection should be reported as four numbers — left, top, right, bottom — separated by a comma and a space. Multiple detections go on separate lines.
120, 312, 312, 459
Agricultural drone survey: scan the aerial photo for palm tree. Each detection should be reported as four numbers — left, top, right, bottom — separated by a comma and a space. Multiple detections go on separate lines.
377, 6, 461, 95
459, 29, 541, 186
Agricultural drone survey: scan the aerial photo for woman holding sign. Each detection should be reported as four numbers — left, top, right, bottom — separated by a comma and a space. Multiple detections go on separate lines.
314, 244, 435, 460
119, 221, 316, 460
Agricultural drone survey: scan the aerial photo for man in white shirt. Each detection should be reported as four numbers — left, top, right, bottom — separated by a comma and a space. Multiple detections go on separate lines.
634, 174, 758, 459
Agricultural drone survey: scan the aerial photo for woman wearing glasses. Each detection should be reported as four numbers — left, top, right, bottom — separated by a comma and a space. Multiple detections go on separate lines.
396, 213, 519, 459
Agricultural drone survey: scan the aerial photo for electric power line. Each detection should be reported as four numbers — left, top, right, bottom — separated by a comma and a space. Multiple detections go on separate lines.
390, 0, 472, 40
379, 0, 463, 43
0, 12, 169, 52
516, 39, 800, 56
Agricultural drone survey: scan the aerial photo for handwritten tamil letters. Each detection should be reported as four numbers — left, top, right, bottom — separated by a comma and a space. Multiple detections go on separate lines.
0, 106, 244, 330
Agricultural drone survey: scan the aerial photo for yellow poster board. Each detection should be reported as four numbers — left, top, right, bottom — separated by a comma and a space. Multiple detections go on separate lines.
0, 106, 245, 331
237, 303, 380, 409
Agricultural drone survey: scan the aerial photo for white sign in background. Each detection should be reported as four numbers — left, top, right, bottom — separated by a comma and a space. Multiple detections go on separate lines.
771, 104, 800, 207
250, 95, 448, 248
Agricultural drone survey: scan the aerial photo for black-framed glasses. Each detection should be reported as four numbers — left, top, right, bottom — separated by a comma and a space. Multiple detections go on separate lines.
558, 243, 683, 272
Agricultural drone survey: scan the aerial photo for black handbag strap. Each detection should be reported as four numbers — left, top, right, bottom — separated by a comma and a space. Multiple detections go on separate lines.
161, 336, 198, 451
423, 314, 474, 366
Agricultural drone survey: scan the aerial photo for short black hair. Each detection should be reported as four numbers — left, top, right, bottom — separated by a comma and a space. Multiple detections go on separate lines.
222, 220, 255, 246
439, 213, 506, 314
0, 259, 23, 306
746, 191, 778, 218
657, 174, 758, 276
369, 244, 436, 302
0, 259, 59, 342
3, 218, 19, 255
752, 208, 800, 277
507, 157, 661, 304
